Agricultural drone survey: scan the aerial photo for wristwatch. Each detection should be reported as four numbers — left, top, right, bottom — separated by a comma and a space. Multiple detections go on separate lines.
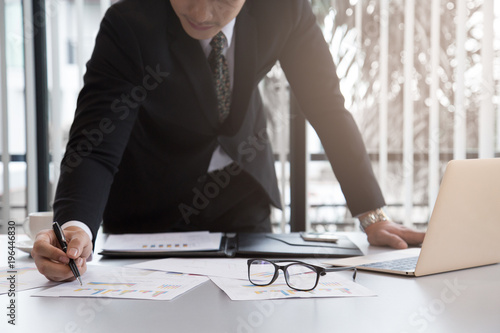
358, 207, 390, 231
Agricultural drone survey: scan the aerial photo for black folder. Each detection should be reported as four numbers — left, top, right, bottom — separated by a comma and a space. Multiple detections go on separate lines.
99, 232, 363, 258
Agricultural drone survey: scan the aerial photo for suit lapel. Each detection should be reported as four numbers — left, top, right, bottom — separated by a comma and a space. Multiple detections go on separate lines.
166, 3, 220, 129
221, 4, 258, 136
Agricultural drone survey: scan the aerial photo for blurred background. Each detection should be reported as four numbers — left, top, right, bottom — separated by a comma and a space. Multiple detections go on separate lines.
1, 0, 499, 234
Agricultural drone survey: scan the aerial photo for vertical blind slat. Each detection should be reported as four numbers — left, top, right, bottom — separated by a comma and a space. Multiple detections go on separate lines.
479, 0, 495, 158
76, 0, 85, 88
0, 0, 10, 221
100, 0, 110, 17
428, 0, 441, 212
23, 0, 39, 214
379, 0, 389, 195
454, 0, 467, 160
403, 0, 415, 226
49, 0, 62, 203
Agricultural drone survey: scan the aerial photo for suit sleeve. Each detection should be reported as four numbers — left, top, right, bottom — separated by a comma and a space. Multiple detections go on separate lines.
278, 0, 386, 216
53, 6, 144, 240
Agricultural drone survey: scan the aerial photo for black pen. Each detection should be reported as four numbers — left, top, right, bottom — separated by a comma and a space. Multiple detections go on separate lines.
52, 222, 83, 286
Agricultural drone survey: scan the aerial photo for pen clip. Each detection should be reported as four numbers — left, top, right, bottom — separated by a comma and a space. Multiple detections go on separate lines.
52, 221, 68, 252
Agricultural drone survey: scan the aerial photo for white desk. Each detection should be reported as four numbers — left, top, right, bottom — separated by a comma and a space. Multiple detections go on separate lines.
1, 233, 499, 333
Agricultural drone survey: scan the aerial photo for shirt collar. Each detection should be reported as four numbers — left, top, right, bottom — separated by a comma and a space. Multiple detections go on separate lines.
199, 18, 236, 55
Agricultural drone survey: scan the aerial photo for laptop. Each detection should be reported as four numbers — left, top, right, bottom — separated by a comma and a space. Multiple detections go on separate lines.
324, 158, 500, 276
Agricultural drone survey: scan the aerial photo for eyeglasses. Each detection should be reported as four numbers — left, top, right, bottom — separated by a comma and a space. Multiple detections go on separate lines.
247, 259, 357, 291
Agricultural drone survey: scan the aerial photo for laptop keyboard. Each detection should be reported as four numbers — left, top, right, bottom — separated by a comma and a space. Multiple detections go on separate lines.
361, 256, 419, 271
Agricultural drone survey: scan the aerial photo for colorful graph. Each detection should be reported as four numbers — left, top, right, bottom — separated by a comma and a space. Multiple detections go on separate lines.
141, 243, 189, 249
87, 282, 136, 287
254, 289, 303, 296
249, 271, 274, 279
235, 280, 355, 297
74, 288, 170, 298
157, 284, 182, 290
0, 267, 37, 278
318, 281, 342, 287
31, 266, 209, 301
243, 282, 287, 288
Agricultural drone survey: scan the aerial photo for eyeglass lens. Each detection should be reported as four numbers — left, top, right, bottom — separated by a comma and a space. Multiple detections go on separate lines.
248, 260, 275, 285
285, 263, 317, 290
249, 260, 318, 290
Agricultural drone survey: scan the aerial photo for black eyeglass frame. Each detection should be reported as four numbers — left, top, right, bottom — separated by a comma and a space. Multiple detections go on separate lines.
247, 258, 357, 292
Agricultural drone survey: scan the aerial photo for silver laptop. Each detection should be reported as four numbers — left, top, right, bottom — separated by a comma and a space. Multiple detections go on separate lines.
325, 158, 500, 276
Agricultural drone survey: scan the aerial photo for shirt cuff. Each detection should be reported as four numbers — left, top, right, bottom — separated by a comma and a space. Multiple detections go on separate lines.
61, 221, 94, 261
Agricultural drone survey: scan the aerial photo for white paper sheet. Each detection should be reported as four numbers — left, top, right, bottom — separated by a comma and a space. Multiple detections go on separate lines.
127, 258, 249, 279
210, 273, 377, 301
102, 231, 222, 252
32, 266, 208, 301
0, 264, 58, 294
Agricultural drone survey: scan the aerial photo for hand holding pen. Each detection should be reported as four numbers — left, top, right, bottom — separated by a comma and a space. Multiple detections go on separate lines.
52, 222, 83, 285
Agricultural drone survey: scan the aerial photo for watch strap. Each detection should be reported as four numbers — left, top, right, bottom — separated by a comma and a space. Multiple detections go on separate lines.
358, 208, 389, 231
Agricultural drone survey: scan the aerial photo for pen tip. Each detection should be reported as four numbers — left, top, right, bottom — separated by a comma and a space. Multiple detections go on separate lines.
77, 277, 83, 286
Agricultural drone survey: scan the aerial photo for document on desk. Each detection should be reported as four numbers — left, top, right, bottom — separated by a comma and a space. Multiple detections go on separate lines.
102, 231, 222, 252
127, 258, 249, 279
210, 274, 376, 301
32, 265, 208, 301
0, 264, 58, 294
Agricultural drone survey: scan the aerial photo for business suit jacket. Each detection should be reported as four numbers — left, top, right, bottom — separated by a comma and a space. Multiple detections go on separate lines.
54, 0, 385, 239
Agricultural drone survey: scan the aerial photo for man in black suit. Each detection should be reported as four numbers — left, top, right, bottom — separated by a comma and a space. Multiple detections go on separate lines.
32, 0, 425, 282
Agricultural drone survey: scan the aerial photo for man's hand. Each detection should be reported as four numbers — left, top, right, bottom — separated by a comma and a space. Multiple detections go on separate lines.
31, 226, 92, 282
364, 220, 425, 249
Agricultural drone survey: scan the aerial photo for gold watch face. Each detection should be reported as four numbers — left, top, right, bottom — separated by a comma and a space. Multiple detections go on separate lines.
368, 212, 378, 223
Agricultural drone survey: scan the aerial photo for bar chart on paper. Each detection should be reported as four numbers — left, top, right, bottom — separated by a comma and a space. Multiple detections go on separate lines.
0, 265, 58, 293
209, 274, 376, 301
32, 266, 208, 301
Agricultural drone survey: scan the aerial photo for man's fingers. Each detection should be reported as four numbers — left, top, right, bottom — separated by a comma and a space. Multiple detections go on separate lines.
35, 257, 88, 282
368, 228, 408, 249
64, 227, 92, 260
31, 228, 90, 282
365, 220, 426, 249
382, 231, 408, 249
400, 228, 426, 245
31, 231, 67, 263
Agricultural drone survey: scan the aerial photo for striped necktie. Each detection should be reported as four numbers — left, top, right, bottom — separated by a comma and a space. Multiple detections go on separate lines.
208, 32, 231, 123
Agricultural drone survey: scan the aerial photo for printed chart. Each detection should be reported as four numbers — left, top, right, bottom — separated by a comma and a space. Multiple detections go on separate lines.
210, 273, 376, 301
0, 265, 58, 294
33, 266, 208, 301
102, 231, 222, 252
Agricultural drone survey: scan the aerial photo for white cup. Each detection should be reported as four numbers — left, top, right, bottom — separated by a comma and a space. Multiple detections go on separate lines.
23, 212, 54, 240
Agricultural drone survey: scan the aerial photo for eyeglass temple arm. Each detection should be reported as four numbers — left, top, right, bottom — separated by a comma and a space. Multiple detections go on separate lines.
323, 266, 358, 281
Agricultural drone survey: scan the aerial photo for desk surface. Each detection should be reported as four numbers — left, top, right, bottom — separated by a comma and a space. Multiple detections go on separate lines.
1, 232, 499, 333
